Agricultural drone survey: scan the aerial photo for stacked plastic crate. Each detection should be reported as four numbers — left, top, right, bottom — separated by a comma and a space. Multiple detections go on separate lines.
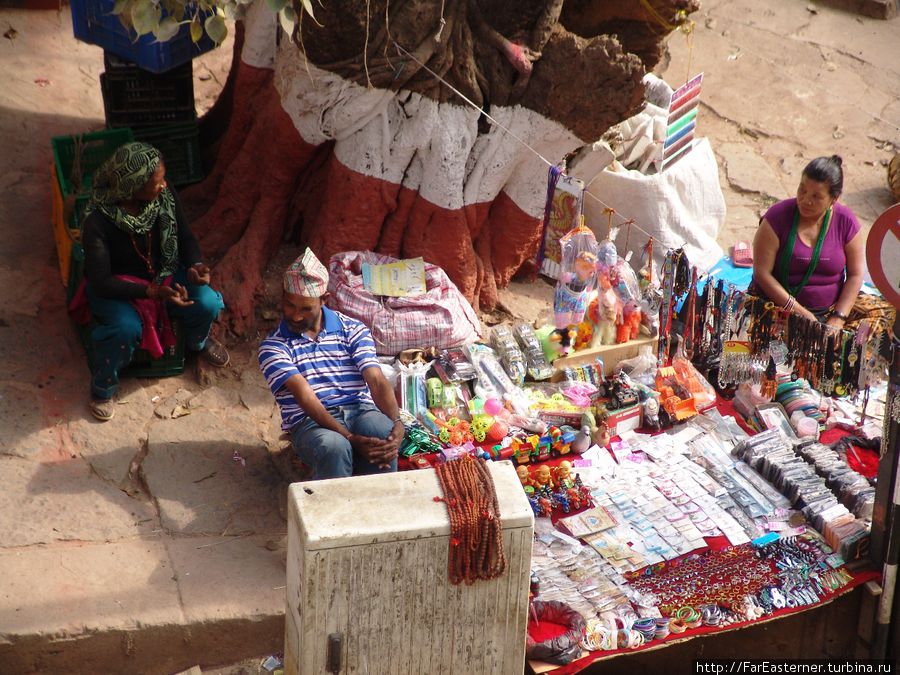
100, 51, 204, 188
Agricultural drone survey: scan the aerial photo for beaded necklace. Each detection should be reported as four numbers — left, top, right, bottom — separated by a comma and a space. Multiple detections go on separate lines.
434, 455, 506, 585
129, 230, 155, 277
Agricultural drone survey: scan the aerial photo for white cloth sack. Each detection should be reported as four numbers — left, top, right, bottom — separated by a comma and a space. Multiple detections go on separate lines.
582, 137, 725, 273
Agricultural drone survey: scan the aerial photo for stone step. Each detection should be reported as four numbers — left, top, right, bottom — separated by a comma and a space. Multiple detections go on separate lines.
0, 536, 285, 674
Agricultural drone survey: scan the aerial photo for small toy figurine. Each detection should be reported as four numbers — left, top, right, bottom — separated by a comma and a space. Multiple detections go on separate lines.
549, 325, 578, 358
642, 397, 661, 432
553, 488, 571, 514
571, 425, 592, 455
537, 488, 554, 517
565, 486, 583, 511
533, 464, 553, 489
593, 422, 611, 448
554, 460, 574, 489
517, 464, 533, 488
574, 474, 593, 507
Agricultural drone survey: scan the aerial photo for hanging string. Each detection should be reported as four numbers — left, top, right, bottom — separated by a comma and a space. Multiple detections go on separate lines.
393, 41, 553, 169
623, 218, 635, 253
637, 0, 677, 30
363, 0, 372, 88
680, 15, 696, 85
602, 207, 615, 240
434, 0, 446, 42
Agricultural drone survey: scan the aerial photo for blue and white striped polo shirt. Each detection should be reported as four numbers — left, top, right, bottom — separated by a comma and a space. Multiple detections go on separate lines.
258, 307, 380, 430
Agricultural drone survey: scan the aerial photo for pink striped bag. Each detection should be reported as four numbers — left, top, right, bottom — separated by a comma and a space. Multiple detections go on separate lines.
327, 251, 482, 355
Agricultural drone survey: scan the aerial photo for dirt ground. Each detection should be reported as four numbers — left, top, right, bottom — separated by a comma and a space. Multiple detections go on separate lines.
0, 0, 898, 672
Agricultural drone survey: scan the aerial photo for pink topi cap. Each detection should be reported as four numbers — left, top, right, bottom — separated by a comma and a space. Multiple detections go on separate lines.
283, 247, 329, 297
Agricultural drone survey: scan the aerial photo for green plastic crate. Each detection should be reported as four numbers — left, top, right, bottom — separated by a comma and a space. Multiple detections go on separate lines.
51, 128, 135, 199
68, 243, 186, 378
131, 120, 203, 187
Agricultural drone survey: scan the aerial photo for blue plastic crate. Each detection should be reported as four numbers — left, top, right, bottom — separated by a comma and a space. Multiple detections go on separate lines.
70, 0, 218, 74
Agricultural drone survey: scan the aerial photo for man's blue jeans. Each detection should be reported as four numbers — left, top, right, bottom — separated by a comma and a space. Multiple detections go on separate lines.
290, 401, 397, 480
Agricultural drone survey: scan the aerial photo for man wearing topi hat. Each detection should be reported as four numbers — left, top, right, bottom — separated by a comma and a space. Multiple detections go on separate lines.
258, 248, 403, 479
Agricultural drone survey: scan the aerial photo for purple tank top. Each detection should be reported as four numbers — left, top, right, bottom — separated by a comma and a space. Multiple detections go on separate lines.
762, 198, 861, 310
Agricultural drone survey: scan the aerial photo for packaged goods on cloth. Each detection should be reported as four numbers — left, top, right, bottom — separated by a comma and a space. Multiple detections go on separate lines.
327, 251, 481, 355
582, 137, 725, 273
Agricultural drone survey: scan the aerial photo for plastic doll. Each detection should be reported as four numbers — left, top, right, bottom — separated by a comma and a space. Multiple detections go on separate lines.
554, 219, 599, 329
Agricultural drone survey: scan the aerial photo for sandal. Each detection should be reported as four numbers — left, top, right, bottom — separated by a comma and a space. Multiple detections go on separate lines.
201, 336, 230, 367
732, 240, 754, 268
89, 396, 115, 421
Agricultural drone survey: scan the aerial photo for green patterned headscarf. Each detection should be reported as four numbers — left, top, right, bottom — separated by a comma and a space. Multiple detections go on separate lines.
84, 142, 179, 280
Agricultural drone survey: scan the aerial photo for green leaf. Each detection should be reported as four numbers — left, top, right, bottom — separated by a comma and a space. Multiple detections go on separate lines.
131, 0, 161, 36
204, 13, 227, 44
298, 0, 322, 27
266, 0, 288, 12
153, 15, 180, 42
278, 5, 296, 37
189, 15, 203, 42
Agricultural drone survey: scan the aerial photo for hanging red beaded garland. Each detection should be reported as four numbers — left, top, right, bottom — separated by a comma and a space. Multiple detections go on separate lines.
435, 455, 507, 585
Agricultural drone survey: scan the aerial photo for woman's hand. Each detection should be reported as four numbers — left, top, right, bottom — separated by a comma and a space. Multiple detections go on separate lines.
150, 282, 194, 306
793, 304, 817, 323
187, 263, 211, 286
825, 316, 846, 331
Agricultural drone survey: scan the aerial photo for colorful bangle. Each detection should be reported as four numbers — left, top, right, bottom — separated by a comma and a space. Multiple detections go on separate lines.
831, 310, 848, 320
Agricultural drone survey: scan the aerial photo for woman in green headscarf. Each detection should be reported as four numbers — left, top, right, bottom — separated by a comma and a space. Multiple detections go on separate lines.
82, 142, 228, 421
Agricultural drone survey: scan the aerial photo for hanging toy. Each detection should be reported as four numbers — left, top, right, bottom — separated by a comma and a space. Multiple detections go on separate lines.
589, 273, 620, 347
553, 216, 599, 330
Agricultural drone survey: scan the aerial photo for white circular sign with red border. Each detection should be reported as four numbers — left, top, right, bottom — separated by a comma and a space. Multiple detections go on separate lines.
865, 203, 900, 309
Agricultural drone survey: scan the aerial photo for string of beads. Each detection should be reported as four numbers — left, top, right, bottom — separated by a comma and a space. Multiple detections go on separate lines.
435, 455, 506, 585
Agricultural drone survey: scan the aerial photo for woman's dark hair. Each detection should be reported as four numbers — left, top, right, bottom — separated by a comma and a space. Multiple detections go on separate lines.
803, 155, 844, 198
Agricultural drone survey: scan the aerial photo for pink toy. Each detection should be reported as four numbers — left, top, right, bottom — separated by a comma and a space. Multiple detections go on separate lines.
483, 397, 504, 417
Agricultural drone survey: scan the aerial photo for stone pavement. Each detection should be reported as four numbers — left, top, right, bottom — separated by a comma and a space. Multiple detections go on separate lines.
1, 1, 898, 673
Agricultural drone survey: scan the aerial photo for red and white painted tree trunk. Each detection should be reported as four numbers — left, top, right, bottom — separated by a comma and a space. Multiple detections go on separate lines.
184, 0, 697, 334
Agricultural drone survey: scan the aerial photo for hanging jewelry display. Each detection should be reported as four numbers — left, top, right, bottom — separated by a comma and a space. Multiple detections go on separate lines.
654, 245, 890, 417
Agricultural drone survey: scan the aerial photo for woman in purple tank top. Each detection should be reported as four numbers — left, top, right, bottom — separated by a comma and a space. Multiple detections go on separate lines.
751, 155, 864, 331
